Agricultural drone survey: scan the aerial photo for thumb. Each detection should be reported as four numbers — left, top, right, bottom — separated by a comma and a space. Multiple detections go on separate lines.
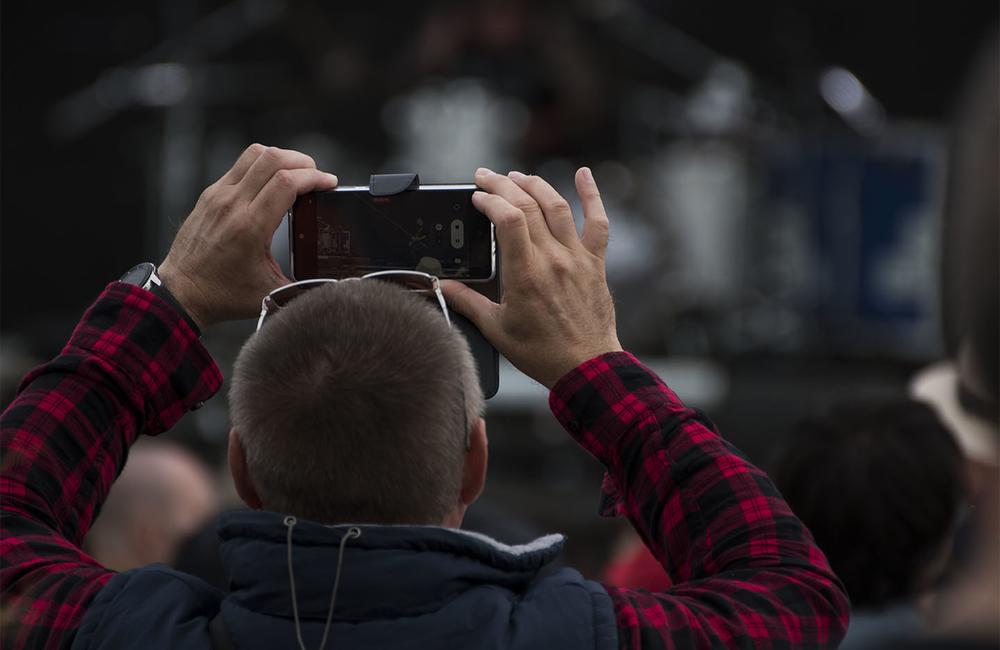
266, 255, 293, 292
440, 280, 499, 335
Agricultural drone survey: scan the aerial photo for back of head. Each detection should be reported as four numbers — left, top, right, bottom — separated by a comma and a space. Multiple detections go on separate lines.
229, 280, 482, 525
772, 399, 964, 610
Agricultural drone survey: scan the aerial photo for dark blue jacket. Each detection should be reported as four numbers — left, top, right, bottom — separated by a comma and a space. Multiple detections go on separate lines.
71, 511, 618, 649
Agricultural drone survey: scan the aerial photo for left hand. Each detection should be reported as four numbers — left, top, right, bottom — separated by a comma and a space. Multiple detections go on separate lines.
158, 144, 338, 329
441, 168, 622, 388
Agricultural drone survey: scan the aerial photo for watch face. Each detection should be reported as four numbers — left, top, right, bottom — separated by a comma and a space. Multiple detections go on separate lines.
120, 262, 155, 287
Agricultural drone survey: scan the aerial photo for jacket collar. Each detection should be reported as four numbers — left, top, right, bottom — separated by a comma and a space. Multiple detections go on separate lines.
217, 510, 565, 621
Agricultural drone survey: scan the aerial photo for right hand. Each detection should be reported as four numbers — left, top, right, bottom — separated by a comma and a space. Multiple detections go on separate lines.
158, 144, 338, 329
441, 167, 622, 388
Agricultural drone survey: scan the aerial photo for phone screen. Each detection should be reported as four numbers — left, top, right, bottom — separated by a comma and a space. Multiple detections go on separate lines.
292, 185, 494, 280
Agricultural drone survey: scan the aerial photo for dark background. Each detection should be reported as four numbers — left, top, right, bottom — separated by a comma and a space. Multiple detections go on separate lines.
3, 1, 996, 339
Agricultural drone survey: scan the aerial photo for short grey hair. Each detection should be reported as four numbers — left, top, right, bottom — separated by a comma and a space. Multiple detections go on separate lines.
229, 280, 483, 525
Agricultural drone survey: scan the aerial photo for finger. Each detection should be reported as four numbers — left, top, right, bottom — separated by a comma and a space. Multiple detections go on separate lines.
240, 147, 318, 200
440, 280, 500, 339
471, 190, 533, 271
475, 168, 553, 246
508, 171, 579, 247
575, 167, 610, 257
221, 143, 268, 184
249, 168, 338, 234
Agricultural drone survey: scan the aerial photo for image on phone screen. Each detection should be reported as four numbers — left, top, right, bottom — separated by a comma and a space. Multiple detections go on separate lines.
293, 185, 494, 281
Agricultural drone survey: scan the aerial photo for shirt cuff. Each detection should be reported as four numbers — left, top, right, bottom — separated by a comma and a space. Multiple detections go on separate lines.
30, 282, 222, 434
548, 351, 664, 517
548, 351, 654, 450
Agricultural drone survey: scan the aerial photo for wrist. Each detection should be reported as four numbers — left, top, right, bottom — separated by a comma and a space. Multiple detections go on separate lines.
149, 281, 203, 336
156, 263, 209, 332
540, 344, 624, 389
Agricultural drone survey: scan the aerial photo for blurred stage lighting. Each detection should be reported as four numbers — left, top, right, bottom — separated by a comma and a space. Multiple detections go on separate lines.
819, 66, 886, 136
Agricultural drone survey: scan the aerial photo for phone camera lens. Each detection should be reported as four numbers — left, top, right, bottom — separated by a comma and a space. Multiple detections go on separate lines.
452, 202, 462, 211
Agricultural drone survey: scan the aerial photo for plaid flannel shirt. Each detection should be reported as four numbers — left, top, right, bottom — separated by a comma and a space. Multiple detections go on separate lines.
1, 283, 848, 649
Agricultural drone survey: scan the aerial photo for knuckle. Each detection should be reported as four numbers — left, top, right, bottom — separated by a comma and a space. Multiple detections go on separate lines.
272, 168, 295, 188
246, 143, 267, 156
553, 263, 572, 277
550, 255, 573, 275
513, 198, 538, 214
259, 146, 280, 164
197, 184, 216, 203
498, 206, 526, 226
213, 195, 238, 217
200, 183, 230, 209
590, 217, 609, 231
230, 208, 254, 233
547, 198, 571, 213
229, 213, 248, 231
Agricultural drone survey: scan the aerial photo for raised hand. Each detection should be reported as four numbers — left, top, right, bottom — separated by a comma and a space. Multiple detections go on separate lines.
158, 144, 338, 328
441, 167, 622, 388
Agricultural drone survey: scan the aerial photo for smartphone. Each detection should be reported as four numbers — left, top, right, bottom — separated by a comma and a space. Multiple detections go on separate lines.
290, 185, 495, 282
289, 183, 501, 398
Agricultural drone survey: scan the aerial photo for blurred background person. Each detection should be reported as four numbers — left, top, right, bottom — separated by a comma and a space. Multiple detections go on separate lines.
601, 529, 671, 592
910, 374, 1000, 648
901, 28, 999, 648
910, 360, 998, 580
771, 399, 965, 649
84, 439, 220, 572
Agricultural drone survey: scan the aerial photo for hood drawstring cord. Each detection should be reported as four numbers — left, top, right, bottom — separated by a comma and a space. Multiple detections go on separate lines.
285, 516, 362, 650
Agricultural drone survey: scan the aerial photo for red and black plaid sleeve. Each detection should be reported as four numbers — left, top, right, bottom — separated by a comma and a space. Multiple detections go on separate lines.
550, 352, 850, 649
1, 283, 222, 650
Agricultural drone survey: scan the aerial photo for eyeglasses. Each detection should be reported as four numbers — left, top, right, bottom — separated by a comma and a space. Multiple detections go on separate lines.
256, 270, 451, 331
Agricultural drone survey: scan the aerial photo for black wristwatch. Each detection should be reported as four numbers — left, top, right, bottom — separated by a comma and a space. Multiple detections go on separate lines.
119, 262, 201, 336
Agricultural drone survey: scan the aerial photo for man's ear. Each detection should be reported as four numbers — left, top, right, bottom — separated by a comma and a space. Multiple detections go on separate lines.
460, 417, 488, 508
228, 429, 263, 510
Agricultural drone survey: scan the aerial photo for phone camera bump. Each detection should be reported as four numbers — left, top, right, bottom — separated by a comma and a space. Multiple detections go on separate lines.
450, 219, 465, 249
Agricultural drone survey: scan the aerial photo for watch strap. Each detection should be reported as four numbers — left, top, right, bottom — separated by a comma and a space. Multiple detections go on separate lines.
148, 279, 202, 337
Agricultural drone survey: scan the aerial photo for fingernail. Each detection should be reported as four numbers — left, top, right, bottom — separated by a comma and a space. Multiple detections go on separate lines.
475, 167, 494, 177
472, 190, 488, 201
326, 173, 338, 183
508, 171, 527, 180
581, 167, 594, 183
